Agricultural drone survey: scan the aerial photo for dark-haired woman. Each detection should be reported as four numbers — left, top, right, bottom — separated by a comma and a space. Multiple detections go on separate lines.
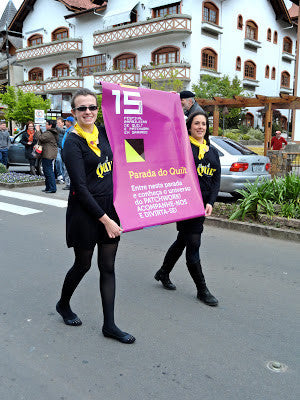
155, 111, 221, 306
56, 88, 135, 344
20, 121, 38, 175
36, 120, 58, 193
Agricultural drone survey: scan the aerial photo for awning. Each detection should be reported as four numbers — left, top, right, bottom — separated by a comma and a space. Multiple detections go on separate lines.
103, 1, 139, 27
148, 0, 178, 9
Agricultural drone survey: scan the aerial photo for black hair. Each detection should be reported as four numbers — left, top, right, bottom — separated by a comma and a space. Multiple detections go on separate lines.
46, 119, 56, 129
186, 110, 210, 145
71, 88, 98, 109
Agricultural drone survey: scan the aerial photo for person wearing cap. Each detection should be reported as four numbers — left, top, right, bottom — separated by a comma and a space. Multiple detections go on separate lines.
0, 121, 11, 168
61, 116, 76, 190
180, 90, 204, 118
271, 130, 287, 150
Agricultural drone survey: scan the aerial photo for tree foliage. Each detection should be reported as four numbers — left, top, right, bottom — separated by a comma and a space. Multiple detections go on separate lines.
96, 94, 104, 126
144, 69, 183, 92
192, 74, 250, 129
0, 86, 51, 127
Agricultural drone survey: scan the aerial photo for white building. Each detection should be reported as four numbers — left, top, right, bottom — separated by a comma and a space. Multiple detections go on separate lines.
8, 0, 298, 133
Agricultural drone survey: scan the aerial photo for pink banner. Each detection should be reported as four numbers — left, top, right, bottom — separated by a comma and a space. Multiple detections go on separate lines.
101, 82, 205, 232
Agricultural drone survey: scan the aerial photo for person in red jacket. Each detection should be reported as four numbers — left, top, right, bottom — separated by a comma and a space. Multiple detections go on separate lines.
271, 131, 287, 150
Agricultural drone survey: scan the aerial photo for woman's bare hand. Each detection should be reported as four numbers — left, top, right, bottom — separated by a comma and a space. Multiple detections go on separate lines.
99, 214, 123, 238
205, 203, 213, 217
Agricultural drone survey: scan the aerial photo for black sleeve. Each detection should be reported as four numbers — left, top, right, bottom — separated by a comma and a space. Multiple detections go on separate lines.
207, 147, 221, 206
63, 136, 106, 220
20, 132, 28, 146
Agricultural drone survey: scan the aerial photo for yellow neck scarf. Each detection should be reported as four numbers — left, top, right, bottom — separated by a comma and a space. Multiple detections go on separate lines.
75, 123, 101, 157
189, 136, 208, 160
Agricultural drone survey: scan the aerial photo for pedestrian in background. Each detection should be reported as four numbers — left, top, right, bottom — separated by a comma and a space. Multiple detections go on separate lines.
61, 116, 75, 190
271, 130, 287, 150
55, 116, 65, 184
180, 90, 204, 118
56, 88, 135, 344
36, 120, 58, 193
20, 121, 37, 175
155, 111, 221, 306
0, 121, 10, 168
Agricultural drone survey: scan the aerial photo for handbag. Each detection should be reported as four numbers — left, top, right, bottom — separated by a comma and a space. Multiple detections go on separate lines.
32, 144, 43, 159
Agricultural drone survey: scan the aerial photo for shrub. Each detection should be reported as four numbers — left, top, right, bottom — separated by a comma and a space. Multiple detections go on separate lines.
209, 126, 223, 136
247, 128, 264, 141
241, 134, 251, 140
223, 131, 240, 141
0, 163, 8, 173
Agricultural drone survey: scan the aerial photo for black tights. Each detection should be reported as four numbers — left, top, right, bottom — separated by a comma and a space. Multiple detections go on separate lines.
162, 231, 202, 274
58, 243, 123, 333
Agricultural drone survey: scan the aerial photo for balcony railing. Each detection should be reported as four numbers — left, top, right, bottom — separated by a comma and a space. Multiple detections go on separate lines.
282, 52, 295, 62
17, 77, 83, 93
16, 38, 83, 62
141, 63, 190, 82
94, 14, 191, 48
244, 37, 262, 50
201, 21, 223, 36
94, 70, 140, 87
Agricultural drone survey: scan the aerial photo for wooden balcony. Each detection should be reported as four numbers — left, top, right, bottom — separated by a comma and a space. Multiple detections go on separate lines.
94, 70, 140, 87
94, 14, 191, 48
17, 77, 83, 93
17, 81, 45, 93
45, 77, 83, 92
16, 38, 82, 62
141, 63, 190, 83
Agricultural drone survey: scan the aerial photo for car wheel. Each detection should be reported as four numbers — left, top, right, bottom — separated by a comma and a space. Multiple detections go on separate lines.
230, 192, 243, 200
36, 159, 44, 176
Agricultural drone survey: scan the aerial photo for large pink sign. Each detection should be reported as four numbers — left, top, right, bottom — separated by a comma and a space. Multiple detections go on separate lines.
101, 82, 205, 232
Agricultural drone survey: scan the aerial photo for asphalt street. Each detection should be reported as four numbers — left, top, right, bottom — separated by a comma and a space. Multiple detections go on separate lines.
0, 185, 299, 400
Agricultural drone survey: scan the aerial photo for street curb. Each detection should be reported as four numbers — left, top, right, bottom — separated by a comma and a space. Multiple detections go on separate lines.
206, 216, 300, 242
0, 180, 45, 189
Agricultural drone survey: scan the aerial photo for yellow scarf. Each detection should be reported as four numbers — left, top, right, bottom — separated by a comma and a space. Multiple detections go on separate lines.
189, 136, 208, 160
74, 123, 101, 157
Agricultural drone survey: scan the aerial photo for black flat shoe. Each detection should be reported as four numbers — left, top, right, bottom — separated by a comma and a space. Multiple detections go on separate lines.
154, 269, 176, 290
46, 190, 56, 193
56, 302, 82, 326
102, 327, 135, 344
197, 289, 219, 306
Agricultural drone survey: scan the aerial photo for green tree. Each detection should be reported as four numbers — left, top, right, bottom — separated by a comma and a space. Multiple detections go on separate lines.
144, 69, 183, 92
0, 86, 51, 127
192, 74, 250, 129
96, 94, 104, 126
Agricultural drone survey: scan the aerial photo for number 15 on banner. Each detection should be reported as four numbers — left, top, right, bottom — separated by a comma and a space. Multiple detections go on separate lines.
112, 90, 143, 115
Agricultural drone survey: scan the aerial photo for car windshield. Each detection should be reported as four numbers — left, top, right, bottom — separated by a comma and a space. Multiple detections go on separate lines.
213, 138, 257, 155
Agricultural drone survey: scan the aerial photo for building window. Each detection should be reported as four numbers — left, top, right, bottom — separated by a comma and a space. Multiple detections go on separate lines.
273, 31, 278, 44
53, 64, 70, 78
245, 20, 258, 40
28, 67, 44, 81
77, 54, 106, 76
265, 65, 270, 78
201, 48, 217, 70
27, 34, 43, 47
153, 2, 180, 18
152, 46, 179, 65
244, 112, 254, 127
271, 67, 276, 80
114, 53, 136, 70
52, 27, 69, 41
283, 36, 293, 53
267, 28, 271, 41
281, 71, 290, 88
203, 2, 219, 25
237, 15, 243, 30
236, 56, 241, 71
244, 60, 256, 79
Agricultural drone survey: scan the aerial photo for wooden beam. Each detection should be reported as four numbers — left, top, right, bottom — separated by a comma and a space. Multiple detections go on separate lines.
213, 106, 219, 136
264, 103, 272, 156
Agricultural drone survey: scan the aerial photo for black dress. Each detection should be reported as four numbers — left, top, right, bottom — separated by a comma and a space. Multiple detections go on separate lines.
63, 126, 120, 249
177, 143, 221, 233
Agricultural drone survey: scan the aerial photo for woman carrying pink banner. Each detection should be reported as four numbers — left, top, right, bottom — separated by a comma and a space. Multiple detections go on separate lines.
155, 111, 221, 306
56, 88, 135, 344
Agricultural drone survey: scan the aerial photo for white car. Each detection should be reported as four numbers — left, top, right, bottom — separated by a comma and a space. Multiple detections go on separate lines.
210, 136, 271, 197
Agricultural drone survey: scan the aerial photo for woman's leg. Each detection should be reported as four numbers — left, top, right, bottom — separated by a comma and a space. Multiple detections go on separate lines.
154, 231, 186, 290
57, 247, 94, 324
41, 158, 50, 191
185, 230, 218, 306
98, 243, 135, 343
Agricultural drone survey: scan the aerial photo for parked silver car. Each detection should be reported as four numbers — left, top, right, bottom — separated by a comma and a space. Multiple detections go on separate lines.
210, 137, 271, 196
7, 132, 43, 175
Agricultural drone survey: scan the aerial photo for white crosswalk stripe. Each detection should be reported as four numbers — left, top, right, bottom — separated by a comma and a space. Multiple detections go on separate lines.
0, 201, 42, 215
0, 190, 67, 208
0, 190, 68, 216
